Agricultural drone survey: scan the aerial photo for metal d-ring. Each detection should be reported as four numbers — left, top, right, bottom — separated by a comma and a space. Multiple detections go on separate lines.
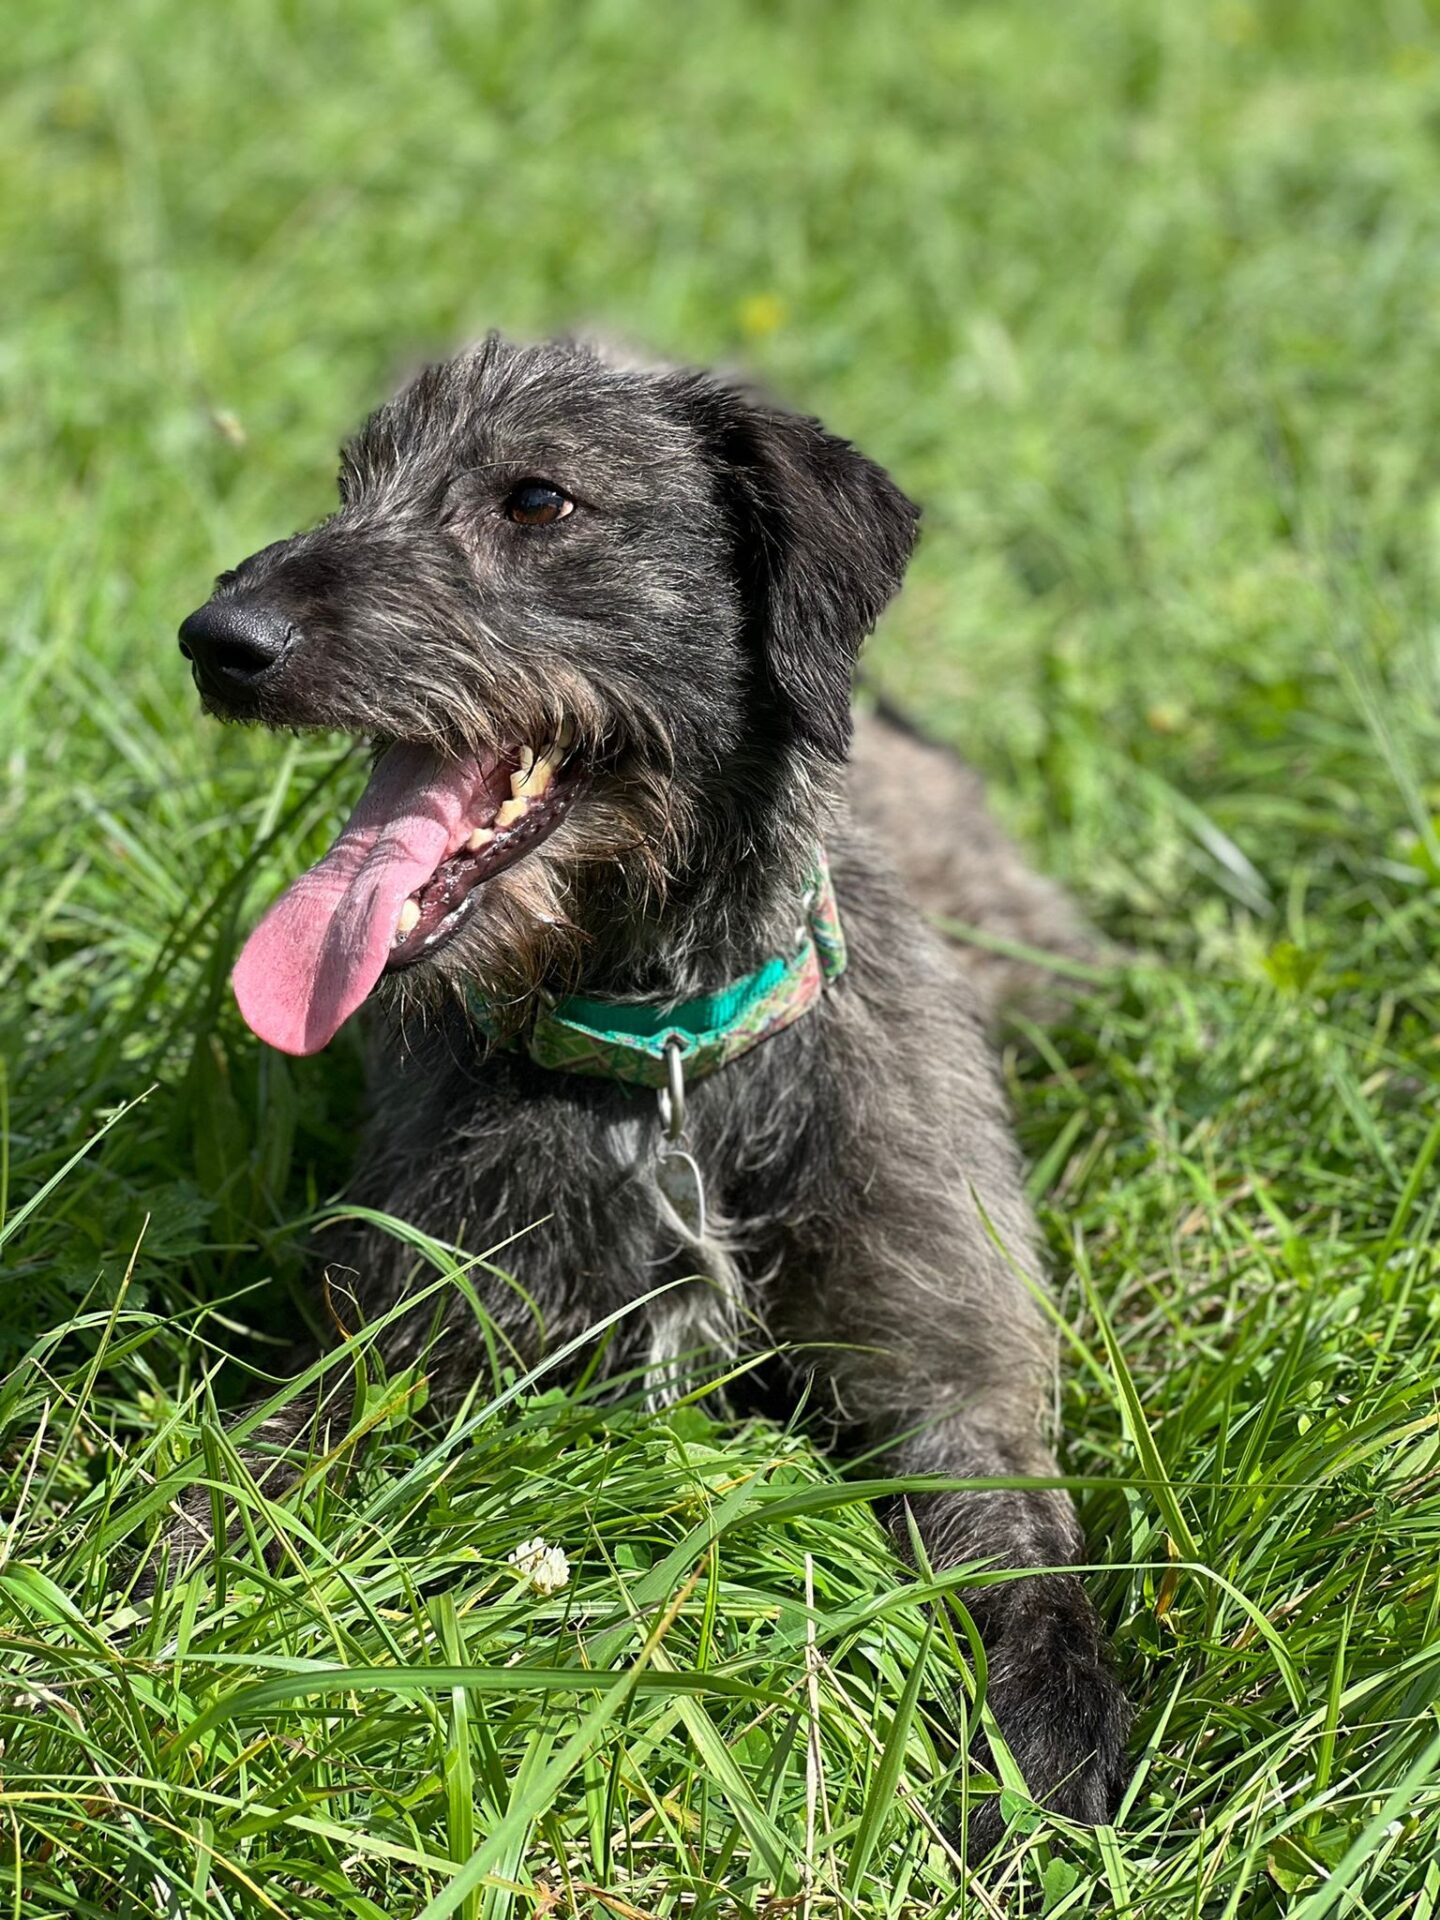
658, 1035, 686, 1143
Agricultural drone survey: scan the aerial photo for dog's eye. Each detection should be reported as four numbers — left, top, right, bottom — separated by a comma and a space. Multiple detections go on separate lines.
505, 482, 574, 527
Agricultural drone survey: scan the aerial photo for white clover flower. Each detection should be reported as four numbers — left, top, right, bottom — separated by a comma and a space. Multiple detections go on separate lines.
507, 1536, 570, 1596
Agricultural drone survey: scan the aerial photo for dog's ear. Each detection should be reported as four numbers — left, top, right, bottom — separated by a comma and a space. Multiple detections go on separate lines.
675, 377, 921, 758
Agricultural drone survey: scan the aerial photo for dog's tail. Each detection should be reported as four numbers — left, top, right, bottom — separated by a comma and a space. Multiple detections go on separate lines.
850, 696, 1103, 1021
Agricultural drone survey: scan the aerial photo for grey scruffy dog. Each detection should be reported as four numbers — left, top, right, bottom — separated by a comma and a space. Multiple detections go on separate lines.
177, 333, 1129, 1856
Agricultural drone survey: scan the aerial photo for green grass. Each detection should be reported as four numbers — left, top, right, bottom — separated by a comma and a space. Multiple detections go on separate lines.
6, 0, 1440, 1911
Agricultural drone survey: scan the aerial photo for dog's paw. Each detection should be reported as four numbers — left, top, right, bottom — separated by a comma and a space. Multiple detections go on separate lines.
961, 1572, 1132, 1861
128, 1486, 219, 1600
136, 1447, 306, 1596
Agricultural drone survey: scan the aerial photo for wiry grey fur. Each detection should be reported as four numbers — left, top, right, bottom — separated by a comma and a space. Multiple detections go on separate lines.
175, 333, 1129, 1858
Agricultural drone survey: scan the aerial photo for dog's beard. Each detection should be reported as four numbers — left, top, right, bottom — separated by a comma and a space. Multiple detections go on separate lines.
386, 778, 678, 1038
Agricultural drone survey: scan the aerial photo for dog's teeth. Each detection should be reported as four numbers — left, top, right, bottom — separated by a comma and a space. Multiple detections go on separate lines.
467, 826, 495, 852
396, 899, 422, 937
510, 744, 556, 800
509, 747, 536, 798
495, 797, 529, 829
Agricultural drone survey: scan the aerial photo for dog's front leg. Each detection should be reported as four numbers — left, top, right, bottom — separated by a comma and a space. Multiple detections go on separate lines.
866, 1399, 1131, 1857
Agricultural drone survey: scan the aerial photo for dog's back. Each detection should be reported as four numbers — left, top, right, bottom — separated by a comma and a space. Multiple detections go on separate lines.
852, 701, 1097, 1017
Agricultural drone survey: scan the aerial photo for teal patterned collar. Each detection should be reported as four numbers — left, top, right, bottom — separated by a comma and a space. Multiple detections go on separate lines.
470, 852, 847, 1089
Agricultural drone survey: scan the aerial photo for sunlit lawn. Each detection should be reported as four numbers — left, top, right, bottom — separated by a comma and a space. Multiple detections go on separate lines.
5, 2, 1440, 1912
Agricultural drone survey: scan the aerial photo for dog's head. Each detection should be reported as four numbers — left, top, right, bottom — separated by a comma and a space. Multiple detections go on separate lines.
180, 335, 918, 1054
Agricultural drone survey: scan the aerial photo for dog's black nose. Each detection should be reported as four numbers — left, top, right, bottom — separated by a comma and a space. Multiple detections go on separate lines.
178, 599, 293, 693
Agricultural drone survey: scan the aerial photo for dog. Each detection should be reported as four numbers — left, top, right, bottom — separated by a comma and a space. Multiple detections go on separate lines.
176, 333, 1130, 1857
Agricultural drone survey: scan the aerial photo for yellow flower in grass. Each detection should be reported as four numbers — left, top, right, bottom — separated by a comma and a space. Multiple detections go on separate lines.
737, 292, 786, 339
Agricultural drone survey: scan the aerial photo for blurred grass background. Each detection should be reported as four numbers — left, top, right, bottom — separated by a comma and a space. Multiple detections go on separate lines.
6, 0, 1440, 1913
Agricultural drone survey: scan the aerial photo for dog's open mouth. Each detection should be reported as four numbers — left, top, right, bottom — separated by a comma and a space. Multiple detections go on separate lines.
232, 732, 581, 1056
384, 733, 581, 971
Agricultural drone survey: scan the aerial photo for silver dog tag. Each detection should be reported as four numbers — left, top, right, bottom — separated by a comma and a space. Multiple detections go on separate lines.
656, 1144, 708, 1242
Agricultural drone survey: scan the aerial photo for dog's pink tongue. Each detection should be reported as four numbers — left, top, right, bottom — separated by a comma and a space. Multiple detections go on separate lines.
233, 743, 490, 1056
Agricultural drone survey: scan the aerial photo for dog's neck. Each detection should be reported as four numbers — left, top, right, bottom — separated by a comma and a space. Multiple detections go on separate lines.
568, 756, 841, 1008
578, 835, 826, 1010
